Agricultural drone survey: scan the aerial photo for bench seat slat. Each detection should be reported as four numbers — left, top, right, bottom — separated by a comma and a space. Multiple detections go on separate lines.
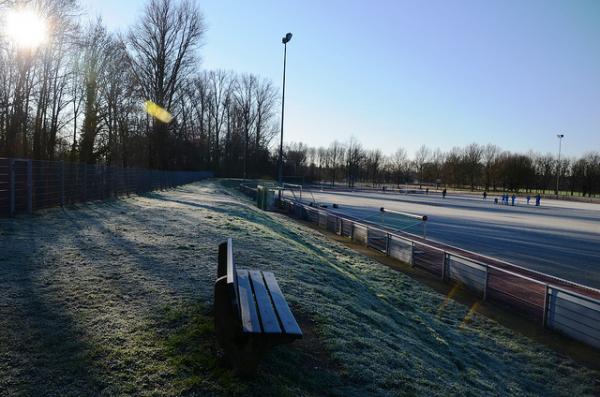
263, 271, 302, 337
236, 269, 261, 334
249, 270, 282, 334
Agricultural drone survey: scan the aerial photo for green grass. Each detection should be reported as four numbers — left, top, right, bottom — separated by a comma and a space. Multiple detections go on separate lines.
0, 180, 598, 396
159, 303, 245, 395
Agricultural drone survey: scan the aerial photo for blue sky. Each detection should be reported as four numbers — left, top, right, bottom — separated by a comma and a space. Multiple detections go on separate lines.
81, 0, 600, 157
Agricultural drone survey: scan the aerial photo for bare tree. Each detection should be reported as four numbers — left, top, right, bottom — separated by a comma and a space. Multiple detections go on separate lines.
483, 144, 499, 191
328, 140, 344, 186
464, 143, 483, 191
345, 137, 364, 188
428, 148, 445, 188
234, 74, 257, 178
414, 145, 431, 188
253, 77, 277, 153
207, 69, 232, 170
285, 142, 308, 177
365, 149, 383, 186
534, 153, 555, 194
125, 0, 205, 169
79, 20, 111, 164
390, 148, 409, 187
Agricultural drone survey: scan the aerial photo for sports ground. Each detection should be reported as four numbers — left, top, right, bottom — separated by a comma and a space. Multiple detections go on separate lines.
290, 188, 600, 290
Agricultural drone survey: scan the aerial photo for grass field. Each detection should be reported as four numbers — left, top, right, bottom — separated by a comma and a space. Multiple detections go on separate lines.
0, 180, 598, 396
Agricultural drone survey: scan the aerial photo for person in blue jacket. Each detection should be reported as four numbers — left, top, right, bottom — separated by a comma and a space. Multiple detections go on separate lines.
535, 193, 541, 206
511, 194, 516, 206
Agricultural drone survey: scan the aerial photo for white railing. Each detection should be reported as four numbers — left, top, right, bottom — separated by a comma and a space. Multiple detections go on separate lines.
271, 195, 600, 350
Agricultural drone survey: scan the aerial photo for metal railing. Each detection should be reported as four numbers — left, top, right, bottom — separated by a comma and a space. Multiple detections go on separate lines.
266, 193, 600, 351
239, 183, 258, 200
0, 157, 213, 217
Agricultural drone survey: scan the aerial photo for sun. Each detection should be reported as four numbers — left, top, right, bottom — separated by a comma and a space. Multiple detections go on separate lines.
4, 8, 49, 50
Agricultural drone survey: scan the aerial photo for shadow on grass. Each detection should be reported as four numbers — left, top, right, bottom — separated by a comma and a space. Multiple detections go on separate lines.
0, 221, 108, 396
143, 193, 340, 265
159, 304, 355, 397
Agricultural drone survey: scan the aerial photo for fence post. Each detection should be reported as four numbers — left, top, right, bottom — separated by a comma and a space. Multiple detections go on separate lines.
9, 158, 15, 216
483, 266, 489, 300
83, 164, 88, 201
111, 167, 116, 197
107, 166, 111, 198
60, 161, 65, 207
441, 252, 447, 281
103, 165, 107, 199
542, 284, 549, 328
386, 233, 391, 256
26, 160, 32, 214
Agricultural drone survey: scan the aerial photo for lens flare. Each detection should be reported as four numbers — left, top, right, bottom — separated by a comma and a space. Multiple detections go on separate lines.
459, 301, 480, 329
4, 8, 49, 50
144, 100, 174, 123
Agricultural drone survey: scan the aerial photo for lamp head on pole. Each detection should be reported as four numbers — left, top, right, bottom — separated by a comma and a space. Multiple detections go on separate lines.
557, 134, 564, 139
282, 32, 293, 44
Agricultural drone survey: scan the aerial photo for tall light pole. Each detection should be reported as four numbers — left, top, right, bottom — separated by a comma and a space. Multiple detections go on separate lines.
555, 133, 565, 196
278, 32, 292, 186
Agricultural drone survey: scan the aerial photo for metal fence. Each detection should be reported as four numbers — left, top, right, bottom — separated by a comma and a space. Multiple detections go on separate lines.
0, 157, 213, 217
271, 195, 600, 351
239, 184, 258, 200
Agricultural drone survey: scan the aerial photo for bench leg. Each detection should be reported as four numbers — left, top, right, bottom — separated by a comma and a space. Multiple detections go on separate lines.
231, 337, 267, 376
214, 278, 266, 376
214, 277, 237, 353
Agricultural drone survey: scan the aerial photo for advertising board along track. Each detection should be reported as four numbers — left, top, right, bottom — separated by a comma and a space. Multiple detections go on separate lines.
264, 187, 600, 351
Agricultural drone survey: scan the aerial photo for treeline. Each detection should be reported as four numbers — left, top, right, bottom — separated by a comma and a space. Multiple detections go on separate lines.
1, 1, 598, 196
281, 140, 600, 197
0, 0, 279, 176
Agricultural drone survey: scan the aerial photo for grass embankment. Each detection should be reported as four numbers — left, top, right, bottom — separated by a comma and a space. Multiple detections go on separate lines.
0, 181, 597, 396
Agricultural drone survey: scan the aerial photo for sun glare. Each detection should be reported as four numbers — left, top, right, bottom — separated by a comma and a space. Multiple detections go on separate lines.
144, 100, 174, 123
4, 8, 49, 50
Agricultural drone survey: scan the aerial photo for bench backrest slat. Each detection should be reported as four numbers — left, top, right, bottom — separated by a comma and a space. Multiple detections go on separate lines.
218, 238, 240, 315
217, 240, 229, 278
226, 238, 236, 285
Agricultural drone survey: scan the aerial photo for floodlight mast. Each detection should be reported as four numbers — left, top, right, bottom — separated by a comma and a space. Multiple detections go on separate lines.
278, 32, 292, 189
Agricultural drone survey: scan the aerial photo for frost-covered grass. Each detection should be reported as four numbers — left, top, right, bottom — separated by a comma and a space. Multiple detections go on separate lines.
0, 180, 598, 396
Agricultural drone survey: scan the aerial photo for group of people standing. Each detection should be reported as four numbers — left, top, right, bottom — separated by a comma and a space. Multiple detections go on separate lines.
435, 188, 542, 207
486, 191, 542, 206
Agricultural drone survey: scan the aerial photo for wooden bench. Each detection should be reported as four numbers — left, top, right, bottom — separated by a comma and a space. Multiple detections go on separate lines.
214, 238, 302, 374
